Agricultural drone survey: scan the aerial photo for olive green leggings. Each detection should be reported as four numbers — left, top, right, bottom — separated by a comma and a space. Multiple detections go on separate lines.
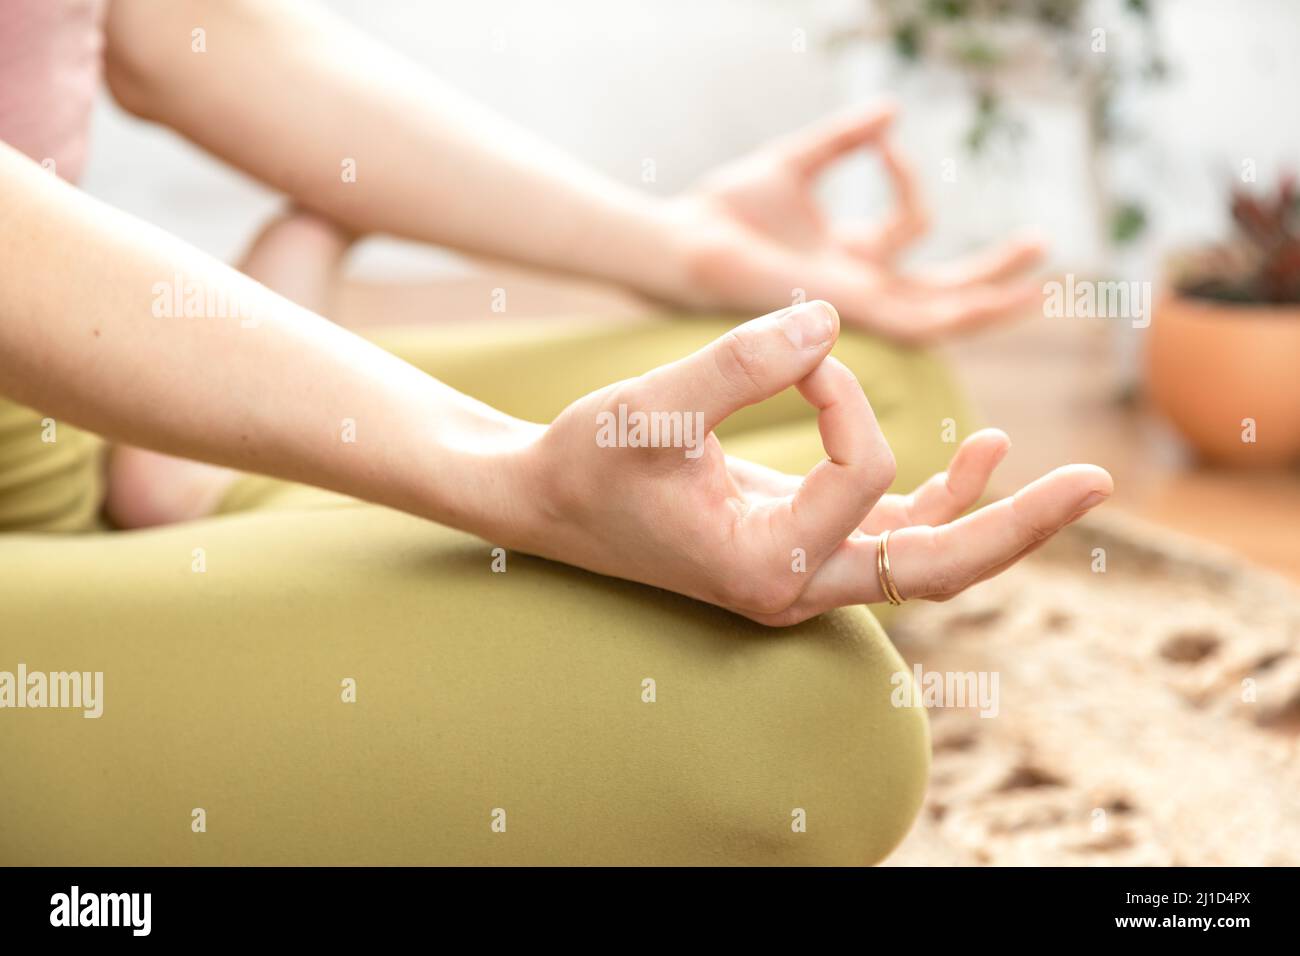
0, 315, 970, 865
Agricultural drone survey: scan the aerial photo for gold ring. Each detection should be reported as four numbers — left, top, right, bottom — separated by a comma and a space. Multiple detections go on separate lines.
877, 529, 905, 606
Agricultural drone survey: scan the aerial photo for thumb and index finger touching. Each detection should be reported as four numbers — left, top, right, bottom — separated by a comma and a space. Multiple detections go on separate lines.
637, 300, 894, 565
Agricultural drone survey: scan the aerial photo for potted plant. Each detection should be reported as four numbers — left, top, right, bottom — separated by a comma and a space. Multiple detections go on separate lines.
1147, 176, 1300, 466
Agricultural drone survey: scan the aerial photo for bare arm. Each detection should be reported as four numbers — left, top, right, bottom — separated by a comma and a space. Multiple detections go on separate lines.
0, 142, 536, 540
102, 0, 689, 302
102, 0, 1047, 340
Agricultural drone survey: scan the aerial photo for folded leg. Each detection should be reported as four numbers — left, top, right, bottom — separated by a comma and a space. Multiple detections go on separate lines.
0, 502, 929, 865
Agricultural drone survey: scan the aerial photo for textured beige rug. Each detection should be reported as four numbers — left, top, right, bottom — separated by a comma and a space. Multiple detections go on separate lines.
885, 511, 1300, 866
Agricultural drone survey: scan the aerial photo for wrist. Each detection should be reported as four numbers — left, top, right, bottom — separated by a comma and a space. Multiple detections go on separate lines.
654, 196, 757, 313
413, 396, 548, 549
570, 194, 702, 308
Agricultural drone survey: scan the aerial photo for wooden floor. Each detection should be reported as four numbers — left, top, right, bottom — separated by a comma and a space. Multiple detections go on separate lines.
338, 263, 1300, 584
945, 318, 1300, 583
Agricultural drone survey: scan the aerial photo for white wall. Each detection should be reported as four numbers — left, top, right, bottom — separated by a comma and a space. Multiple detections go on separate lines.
80, 0, 1300, 279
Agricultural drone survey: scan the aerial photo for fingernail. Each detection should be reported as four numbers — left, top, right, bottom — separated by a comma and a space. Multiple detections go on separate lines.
1077, 491, 1109, 510
778, 301, 837, 349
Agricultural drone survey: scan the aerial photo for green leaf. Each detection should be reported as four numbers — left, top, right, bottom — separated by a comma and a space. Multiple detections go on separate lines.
893, 21, 922, 60
1110, 202, 1148, 244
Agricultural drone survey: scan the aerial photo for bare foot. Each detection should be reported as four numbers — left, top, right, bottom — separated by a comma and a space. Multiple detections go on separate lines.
104, 449, 240, 529
238, 208, 355, 316
104, 209, 355, 529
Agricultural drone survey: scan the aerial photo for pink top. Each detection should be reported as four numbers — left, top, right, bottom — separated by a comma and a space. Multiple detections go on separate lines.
0, 0, 107, 184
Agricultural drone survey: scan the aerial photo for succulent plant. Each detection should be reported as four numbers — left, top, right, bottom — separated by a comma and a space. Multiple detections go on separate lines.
1172, 175, 1300, 305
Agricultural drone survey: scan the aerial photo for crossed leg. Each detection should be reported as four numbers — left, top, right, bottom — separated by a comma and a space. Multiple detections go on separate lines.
0, 213, 982, 865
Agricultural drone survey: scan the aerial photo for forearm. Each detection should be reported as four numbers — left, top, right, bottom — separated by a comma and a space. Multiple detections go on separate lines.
104, 0, 689, 300
0, 142, 538, 542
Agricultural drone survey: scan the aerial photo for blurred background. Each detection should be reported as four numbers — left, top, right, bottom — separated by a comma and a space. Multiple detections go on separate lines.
79, 0, 1300, 863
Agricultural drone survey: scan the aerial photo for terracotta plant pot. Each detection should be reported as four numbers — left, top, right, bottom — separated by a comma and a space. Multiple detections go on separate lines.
1146, 292, 1300, 467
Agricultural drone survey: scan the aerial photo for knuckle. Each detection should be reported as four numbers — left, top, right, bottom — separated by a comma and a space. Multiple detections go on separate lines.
597, 378, 672, 466
921, 533, 966, 598
1026, 520, 1055, 545
930, 561, 966, 598
1011, 494, 1055, 545
870, 446, 899, 494
609, 376, 652, 414
715, 329, 767, 394
852, 444, 897, 507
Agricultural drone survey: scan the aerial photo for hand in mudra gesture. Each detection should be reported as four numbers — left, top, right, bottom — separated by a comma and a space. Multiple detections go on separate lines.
513, 301, 1111, 625
666, 101, 1045, 343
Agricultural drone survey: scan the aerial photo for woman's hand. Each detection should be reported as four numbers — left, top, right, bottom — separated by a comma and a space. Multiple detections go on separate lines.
510, 301, 1111, 626
667, 102, 1045, 344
